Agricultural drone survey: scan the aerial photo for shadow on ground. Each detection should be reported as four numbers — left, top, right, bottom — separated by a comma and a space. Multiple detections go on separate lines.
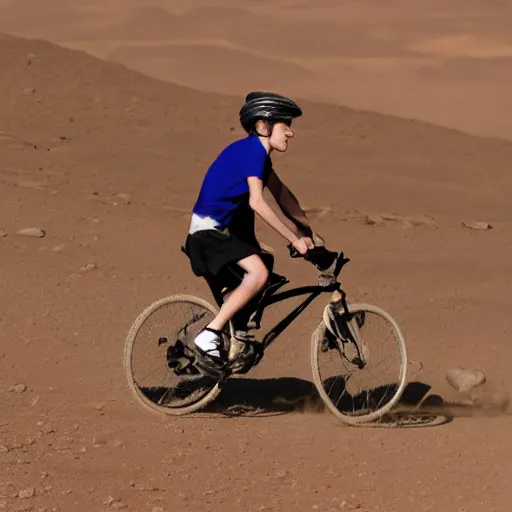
200, 377, 440, 426
197, 377, 510, 428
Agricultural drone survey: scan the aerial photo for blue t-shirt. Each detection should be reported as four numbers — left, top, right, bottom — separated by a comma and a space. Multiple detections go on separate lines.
193, 135, 272, 229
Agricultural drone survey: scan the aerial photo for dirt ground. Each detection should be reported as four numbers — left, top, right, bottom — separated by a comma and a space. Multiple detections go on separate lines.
1, 2, 512, 511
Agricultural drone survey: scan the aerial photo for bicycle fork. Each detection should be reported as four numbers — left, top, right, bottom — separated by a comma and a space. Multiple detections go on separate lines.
323, 290, 368, 369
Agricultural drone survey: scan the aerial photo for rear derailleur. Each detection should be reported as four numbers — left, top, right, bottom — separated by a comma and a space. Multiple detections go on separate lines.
159, 337, 201, 376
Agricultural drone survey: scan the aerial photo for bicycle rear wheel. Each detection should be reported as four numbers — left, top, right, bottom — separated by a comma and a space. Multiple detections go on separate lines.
311, 302, 407, 425
124, 294, 224, 416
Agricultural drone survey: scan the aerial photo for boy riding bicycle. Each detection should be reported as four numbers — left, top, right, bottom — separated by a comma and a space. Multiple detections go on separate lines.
183, 91, 338, 372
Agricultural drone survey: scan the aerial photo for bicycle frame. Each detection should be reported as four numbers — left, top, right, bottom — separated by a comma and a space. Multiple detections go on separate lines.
258, 281, 344, 350
254, 251, 352, 351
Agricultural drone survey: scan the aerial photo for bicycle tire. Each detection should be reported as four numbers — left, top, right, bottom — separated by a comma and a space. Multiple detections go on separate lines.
311, 302, 407, 425
124, 294, 224, 416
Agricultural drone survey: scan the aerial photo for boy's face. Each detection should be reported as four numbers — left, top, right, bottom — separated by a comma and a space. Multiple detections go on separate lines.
255, 120, 294, 152
269, 121, 294, 152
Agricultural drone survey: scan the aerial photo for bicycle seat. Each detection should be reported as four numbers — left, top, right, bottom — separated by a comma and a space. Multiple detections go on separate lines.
261, 272, 289, 297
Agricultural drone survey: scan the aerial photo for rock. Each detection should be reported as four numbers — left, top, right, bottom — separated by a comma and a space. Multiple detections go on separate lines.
16, 228, 46, 238
41, 423, 55, 435
446, 367, 486, 393
0, 230, 7, 237
11, 384, 27, 393
381, 213, 401, 221
116, 193, 131, 202
0, 445, 10, 453
363, 214, 385, 226
103, 497, 126, 509
152, 508, 165, 512
18, 487, 35, 499
462, 221, 492, 231
15, 181, 47, 190
80, 262, 97, 273
22, 87, 36, 95
30, 395, 40, 407
275, 469, 288, 478
52, 245, 64, 253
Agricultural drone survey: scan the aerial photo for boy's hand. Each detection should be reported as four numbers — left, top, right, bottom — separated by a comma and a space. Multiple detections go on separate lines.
291, 236, 314, 255
303, 237, 315, 250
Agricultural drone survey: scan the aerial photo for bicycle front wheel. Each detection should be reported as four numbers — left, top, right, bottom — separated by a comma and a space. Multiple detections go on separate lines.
311, 302, 407, 425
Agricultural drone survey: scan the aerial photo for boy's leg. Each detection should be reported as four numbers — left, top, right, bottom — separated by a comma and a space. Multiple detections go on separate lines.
194, 254, 268, 361
208, 254, 268, 330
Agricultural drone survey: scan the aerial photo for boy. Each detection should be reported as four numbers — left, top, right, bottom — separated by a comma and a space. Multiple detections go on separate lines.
184, 91, 334, 370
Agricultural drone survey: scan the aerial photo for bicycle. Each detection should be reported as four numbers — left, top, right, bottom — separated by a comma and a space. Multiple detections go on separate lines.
123, 247, 408, 425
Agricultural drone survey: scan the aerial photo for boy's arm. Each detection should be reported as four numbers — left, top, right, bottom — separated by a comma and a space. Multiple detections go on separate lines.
247, 177, 313, 253
266, 169, 313, 238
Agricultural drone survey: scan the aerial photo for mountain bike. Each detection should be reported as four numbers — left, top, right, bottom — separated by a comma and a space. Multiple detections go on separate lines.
123, 248, 407, 425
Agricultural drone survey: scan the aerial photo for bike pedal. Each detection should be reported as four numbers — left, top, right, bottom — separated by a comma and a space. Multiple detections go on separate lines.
227, 334, 262, 374
228, 348, 256, 374
194, 356, 230, 380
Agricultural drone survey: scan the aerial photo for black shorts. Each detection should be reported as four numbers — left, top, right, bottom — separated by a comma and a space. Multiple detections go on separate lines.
183, 228, 275, 291
184, 229, 260, 275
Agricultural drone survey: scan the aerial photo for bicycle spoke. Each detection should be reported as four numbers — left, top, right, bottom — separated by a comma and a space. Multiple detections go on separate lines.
136, 366, 168, 385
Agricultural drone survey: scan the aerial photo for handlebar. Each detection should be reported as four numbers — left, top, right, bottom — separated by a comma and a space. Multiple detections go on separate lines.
287, 244, 349, 278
